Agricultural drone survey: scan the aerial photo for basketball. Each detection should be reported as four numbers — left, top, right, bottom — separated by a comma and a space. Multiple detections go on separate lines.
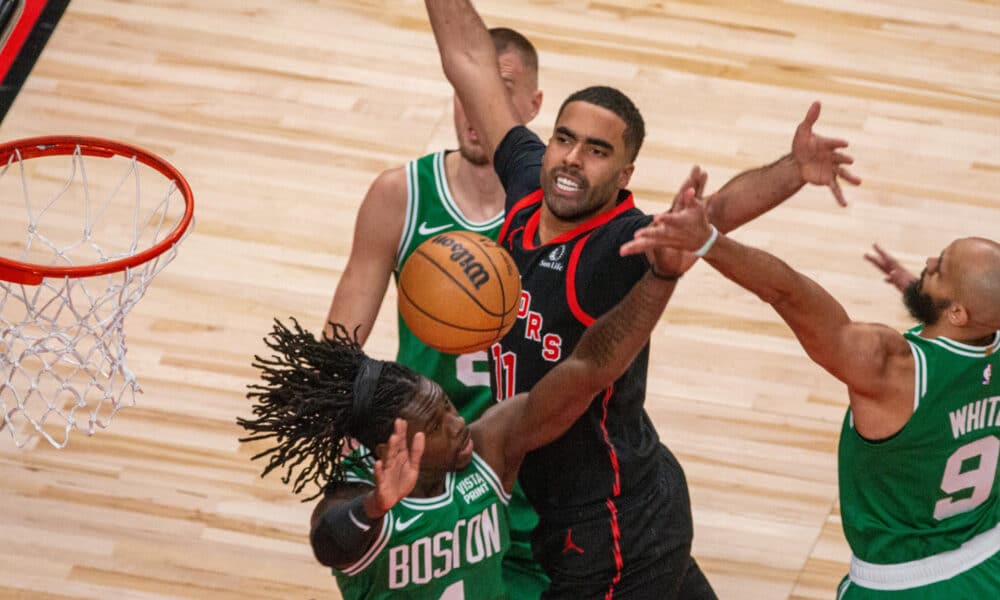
398, 231, 521, 354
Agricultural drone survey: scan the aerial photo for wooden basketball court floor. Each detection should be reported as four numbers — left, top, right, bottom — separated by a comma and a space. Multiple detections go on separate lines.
0, 1, 996, 598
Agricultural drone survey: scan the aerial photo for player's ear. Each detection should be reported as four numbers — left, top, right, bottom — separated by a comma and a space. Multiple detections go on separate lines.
528, 89, 543, 121
617, 163, 635, 189
947, 302, 969, 327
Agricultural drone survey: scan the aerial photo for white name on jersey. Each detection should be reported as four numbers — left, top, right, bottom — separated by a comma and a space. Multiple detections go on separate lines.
948, 395, 1000, 440
387, 504, 502, 589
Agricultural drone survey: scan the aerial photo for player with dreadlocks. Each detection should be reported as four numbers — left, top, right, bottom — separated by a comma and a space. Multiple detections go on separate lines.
238, 193, 702, 600
239, 320, 422, 499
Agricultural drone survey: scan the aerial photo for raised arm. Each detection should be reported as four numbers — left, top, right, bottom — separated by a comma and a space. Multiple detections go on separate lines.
622, 196, 909, 404
425, 0, 520, 158
705, 101, 861, 233
310, 419, 424, 569
477, 191, 703, 488
324, 168, 407, 342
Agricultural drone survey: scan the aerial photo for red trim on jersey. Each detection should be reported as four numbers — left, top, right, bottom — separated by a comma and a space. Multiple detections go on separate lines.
599, 386, 621, 498
499, 189, 543, 243
0, 1, 46, 75
566, 232, 595, 326
522, 192, 636, 250
600, 385, 624, 598
604, 498, 624, 599
504, 226, 525, 251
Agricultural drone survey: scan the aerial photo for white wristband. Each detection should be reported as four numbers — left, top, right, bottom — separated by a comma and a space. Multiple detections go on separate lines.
694, 225, 719, 258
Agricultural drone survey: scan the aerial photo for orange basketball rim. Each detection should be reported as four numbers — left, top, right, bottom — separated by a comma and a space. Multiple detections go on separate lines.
0, 135, 194, 284
0, 135, 195, 448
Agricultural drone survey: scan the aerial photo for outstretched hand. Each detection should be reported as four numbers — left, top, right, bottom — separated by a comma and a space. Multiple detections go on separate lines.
620, 178, 715, 269
864, 244, 918, 292
793, 101, 862, 206
371, 418, 424, 514
671, 165, 708, 210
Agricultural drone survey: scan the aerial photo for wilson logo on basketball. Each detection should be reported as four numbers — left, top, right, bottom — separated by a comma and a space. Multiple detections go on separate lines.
431, 235, 490, 290
398, 231, 520, 355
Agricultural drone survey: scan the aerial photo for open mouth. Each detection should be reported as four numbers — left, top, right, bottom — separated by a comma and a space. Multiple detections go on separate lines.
553, 172, 584, 195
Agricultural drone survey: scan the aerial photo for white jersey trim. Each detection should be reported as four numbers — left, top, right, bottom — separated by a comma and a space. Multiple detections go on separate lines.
397, 158, 420, 266
907, 341, 928, 411
471, 453, 511, 505
849, 522, 1000, 590
910, 329, 1000, 358
399, 471, 455, 510
341, 510, 395, 577
836, 577, 851, 600
432, 151, 504, 232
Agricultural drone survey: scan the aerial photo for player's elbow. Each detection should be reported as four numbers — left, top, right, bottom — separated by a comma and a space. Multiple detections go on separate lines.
310, 526, 338, 567
311, 542, 335, 568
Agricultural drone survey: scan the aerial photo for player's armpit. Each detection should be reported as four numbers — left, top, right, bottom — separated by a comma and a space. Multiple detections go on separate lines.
825, 322, 912, 400
470, 391, 533, 492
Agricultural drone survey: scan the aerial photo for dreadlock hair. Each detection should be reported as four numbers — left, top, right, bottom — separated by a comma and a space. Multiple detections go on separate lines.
557, 85, 645, 162
237, 318, 421, 500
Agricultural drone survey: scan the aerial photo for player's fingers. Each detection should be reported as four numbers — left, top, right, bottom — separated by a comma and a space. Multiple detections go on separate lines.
833, 152, 854, 164
830, 177, 847, 207
680, 187, 697, 208
837, 166, 862, 186
800, 101, 821, 128
620, 238, 657, 256
863, 253, 887, 271
409, 432, 425, 464
690, 169, 707, 198
673, 166, 700, 204
650, 212, 688, 228
819, 137, 849, 150
392, 418, 406, 443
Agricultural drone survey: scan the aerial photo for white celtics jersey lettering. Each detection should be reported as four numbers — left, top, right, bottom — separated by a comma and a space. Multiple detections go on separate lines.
387, 503, 503, 589
334, 453, 511, 600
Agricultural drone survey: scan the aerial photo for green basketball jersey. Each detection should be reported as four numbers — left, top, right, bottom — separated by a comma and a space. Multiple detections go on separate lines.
394, 151, 548, 599
395, 150, 505, 419
334, 453, 512, 600
838, 326, 1000, 591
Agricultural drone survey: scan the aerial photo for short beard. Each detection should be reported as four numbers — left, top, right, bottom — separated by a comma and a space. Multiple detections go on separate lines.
540, 171, 618, 223
902, 277, 950, 326
457, 143, 489, 167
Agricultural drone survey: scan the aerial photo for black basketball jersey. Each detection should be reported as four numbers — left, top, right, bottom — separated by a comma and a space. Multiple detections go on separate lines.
490, 127, 664, 516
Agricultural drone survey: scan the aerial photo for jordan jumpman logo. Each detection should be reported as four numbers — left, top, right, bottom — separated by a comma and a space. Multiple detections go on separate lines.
562, 529, 584, 554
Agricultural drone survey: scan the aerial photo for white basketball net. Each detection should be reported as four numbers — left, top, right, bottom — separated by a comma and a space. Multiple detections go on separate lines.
0, 144, 192, 448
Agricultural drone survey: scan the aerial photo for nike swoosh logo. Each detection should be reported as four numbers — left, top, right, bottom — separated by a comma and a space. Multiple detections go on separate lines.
418, 222, 452, 236
395, 514, 424, 532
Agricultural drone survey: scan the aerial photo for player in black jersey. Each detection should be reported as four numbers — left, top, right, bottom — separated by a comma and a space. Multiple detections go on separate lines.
423, 1, 861, 597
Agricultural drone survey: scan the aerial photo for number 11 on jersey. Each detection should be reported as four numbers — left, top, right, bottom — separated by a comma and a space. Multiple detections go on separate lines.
491, 343, 516, 402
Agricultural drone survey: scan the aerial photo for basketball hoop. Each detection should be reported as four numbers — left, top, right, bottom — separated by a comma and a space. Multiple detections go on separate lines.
0, 136, 194, 448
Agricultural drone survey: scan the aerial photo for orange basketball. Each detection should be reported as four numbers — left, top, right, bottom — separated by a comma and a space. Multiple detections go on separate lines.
398, 231, 521, 354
